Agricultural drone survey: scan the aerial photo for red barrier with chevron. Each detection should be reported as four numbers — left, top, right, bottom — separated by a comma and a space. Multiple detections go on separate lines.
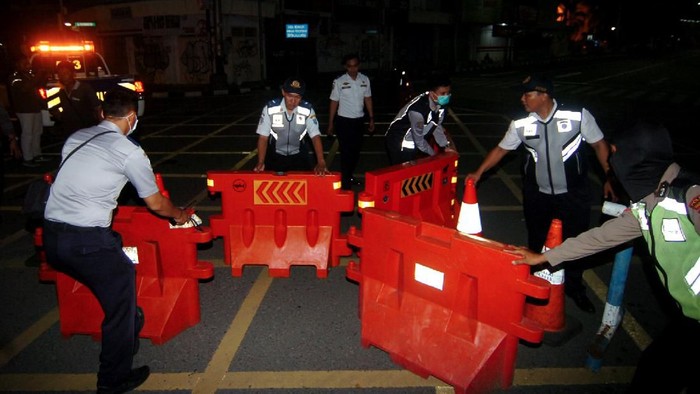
346, 208, 550, 393
357, 152, 459, 227
206, 171, 355, 278
37, 206, 214, 345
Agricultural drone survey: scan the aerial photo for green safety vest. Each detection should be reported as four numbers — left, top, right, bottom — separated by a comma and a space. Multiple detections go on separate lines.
631, 178, 700, 321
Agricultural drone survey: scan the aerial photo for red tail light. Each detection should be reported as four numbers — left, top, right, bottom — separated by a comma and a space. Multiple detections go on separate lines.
38, 88, 47, 100
134, 81, 144, 93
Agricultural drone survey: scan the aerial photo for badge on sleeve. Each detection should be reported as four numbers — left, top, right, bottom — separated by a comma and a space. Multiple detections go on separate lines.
690, 194, 700, 213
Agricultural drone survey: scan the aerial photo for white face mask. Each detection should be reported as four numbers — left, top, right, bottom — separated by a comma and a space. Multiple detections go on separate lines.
120, 113, 138, 135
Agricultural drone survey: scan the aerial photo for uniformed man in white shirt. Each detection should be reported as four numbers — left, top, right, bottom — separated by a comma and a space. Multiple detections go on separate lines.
255, 77, 328, 175
327, 54, 374, 189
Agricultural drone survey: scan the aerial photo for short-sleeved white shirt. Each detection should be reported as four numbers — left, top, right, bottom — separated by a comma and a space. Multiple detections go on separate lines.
329, 72, 372, 119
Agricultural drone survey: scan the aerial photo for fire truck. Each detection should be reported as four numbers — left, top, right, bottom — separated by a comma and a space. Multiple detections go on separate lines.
29, 40, 145, 127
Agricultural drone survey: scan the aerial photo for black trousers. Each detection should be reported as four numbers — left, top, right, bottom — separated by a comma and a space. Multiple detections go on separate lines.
43, 221, 138, 387
385, 131, 418, 166
335, 116, 365, 189
522, 185, 592, 294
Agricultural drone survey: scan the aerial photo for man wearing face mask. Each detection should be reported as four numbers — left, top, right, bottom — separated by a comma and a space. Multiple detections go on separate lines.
384, 75, 457, 165
43, 88, 193, 394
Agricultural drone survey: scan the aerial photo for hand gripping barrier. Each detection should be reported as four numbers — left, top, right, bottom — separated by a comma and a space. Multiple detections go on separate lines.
206, 171, 354, 278
357, 152, 459, 227
37, 205, 214, 344
345, 208, 550, 393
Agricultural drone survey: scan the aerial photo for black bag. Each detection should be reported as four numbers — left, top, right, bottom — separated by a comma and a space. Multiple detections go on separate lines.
22, 178, 51, 219
21, 130, 114, 219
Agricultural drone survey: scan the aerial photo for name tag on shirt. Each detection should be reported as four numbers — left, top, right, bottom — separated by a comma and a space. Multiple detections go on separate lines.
524, 124, 538, 138
272, 114, 283, 127
661, 218, 686, 242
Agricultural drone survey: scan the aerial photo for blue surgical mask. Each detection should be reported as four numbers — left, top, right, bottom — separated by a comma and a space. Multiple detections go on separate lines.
436, 94, 451, 106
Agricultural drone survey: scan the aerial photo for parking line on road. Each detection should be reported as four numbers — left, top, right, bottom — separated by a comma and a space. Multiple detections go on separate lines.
0, 366, 637, 391
448, 108, 523, 203
0, 308, 59, 368
193, 269, 274, 393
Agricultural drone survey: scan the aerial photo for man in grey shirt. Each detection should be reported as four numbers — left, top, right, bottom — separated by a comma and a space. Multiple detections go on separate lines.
43, 88, 192, 393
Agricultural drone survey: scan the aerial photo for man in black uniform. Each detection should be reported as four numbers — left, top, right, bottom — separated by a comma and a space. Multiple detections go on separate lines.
50, 61, 102, 137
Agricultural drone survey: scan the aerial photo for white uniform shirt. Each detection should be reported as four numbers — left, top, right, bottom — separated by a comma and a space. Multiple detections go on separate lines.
329, 72, 372, 119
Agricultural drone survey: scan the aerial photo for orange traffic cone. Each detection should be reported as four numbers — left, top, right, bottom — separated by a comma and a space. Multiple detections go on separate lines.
155, 173, 170, 198
456, 178, 482, 236
524, 218, 582, 346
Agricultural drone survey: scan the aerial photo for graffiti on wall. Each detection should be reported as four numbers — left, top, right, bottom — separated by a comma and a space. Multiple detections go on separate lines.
180, 38, 213, 82
134, 36, 171, 84
179, 19, 212, 83
226, 36, 259, 83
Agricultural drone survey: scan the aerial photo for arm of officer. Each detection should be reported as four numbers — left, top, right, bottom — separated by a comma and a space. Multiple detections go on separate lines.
254, 107, 271, 172
327, 100, 338, 136
589, 139, 616, 201
467, 146, 509, 183
255, 135, 268, 172
143, 192, 189, 225
364, 96, 375, 134
408, 110, 435, 156
311, 135, 328, 176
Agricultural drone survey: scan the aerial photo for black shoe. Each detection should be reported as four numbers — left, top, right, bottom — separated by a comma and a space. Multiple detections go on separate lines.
97, 365, 150, 394
134, 306, 144, 355
567, 290, 595, 314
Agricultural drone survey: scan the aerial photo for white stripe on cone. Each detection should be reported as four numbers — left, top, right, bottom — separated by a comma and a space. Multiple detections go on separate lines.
533, 244, 565, 285
457, 178, 482, 235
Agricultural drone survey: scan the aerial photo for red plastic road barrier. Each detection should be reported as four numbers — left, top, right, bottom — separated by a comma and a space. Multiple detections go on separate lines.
357, 153, 459, 227
346, 208, 550, 393
206, 171, 354, 278
38, 206, 214, 345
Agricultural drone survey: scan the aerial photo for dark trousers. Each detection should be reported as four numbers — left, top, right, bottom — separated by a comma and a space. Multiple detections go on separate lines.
265, 150, 311, 172
629, 316, 700, 393
522, 185, 592, 294
335, 116, 365, 189
43, 221, 137, 387
385, 131, 417, 165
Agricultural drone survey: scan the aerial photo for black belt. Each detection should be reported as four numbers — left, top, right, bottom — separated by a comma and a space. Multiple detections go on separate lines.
44, 220, 106, 233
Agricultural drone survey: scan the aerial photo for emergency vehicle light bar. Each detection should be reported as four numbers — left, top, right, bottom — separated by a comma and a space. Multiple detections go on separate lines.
30, 41, 95, 53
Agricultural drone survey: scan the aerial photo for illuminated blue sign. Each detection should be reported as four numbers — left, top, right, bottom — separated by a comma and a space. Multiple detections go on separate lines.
286, 24, 308, 39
